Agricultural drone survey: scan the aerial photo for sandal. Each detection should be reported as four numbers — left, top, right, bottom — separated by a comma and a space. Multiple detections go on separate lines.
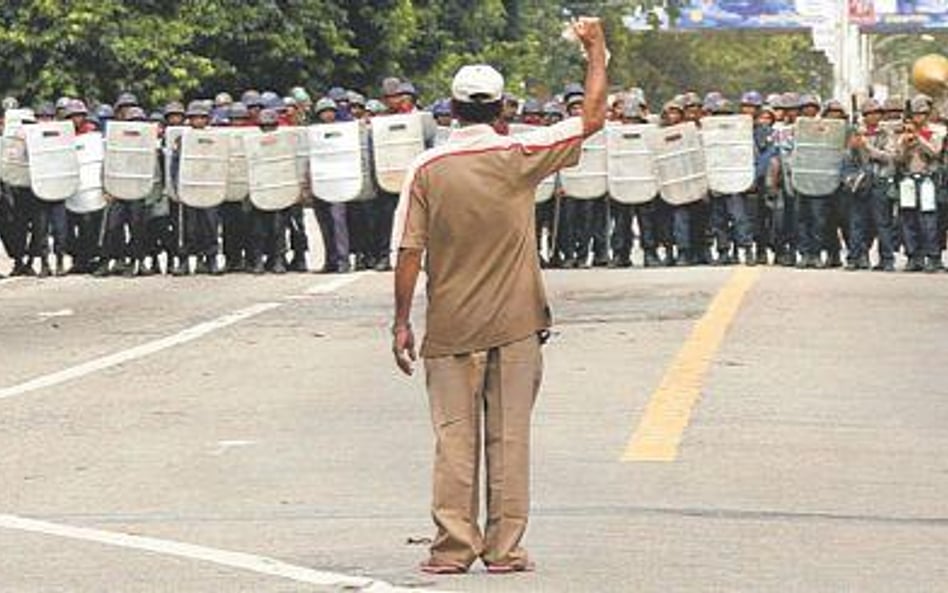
419, 560, 468, 575
485, 561, 535, 574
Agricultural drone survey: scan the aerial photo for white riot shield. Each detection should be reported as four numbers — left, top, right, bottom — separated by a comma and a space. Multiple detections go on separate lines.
606, 123, 659, 205
244, 129, 301, 211
162, 126, 186, 201
509, 123, 556, 203
66, 132, 107, 214
701, 114, 754, 194
434, 126, 452, 147
177, 129, 229, 208
26, 122, 80, 201
1, 110, 32, 187
308, 121, 363, 202
104, 121, 159, 200
372, 113, 425, 194
646, 122, 708, 206
790, 117, 846, 197
560, 130, 607, 199
293, 127, 309, 186
225, 128, 253, 202
352, 123, 378, 202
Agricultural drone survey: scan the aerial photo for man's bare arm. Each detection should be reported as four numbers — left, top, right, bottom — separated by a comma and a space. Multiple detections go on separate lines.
393, 248, 423, 375
575, 18, 608, 137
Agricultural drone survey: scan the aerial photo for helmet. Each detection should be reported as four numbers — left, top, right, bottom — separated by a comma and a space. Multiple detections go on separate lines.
662, 99, 684, 114
65, 100, 88, 117
95, 104, 115, 120
55, 96, 72, 110
228, 102, 249, 120
125, 107, 147, 121
210, 113, 230, 126
327, 87, 348, 102
115, 92, 139, 108
882, 97, 903, 112
911, 95, 932, 114
563, 83, 584, 103
381, 76, 402, 97
543, 101, 565, 116
682, 91, 702, 108
149, 111, 165, 123
2, 96, 19, 111
185, 100, 210, 117
314, 97, 338, 114
258, 108, 280, 126
35, 102, 56, 118
799, 93, 821, 109
522, 98, 542, 115
431, 99, 452, 117
622, 97, 646, 119
781, 92, 801, 109
365, 99, 387, 114
163, 101, 185, 117
397, 81, 418, 97
823, 99, 846, 115
241, 90, 264, 108
740, 90, 763, 107
702, 95, 719, 113
347, 91, 366, 107
261, 91, 283, 110
765, 93, 782, 108
290, 86, 311, 103
214, 92, 233, 107
713, 98, 735, 115
283, 96, 298, 108
861, 98, 882, 115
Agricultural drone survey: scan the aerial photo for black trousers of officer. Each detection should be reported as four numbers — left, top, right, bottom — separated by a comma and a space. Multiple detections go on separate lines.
609, 199, 634, 264
535, 199, 556, 263
4, 186, 35, 263
67, 209, 105, 271
184, 205, 219, 259
346, 200, 374, 266
370, 190, 398, 264
29, 198, 68, 259
710, 193, 752, 255
250, 207, 287, 263
868, 178, 897, 266
826, 188, 847, 262
673, 201, 705, 256
105, 199, 148, 260
845, 184, 872, 263
774, 188, 798, 259
557, 196, 608, 264
287, 204, 309, 260
797, 195, 828, 258
900, 176, 940, 260
0, 184, 17, 261
314, 199, 347, 269
220, 201, 249, 265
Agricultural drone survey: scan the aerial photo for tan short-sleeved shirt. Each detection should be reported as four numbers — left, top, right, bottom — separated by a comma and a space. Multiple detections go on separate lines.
393, 117, 585, 358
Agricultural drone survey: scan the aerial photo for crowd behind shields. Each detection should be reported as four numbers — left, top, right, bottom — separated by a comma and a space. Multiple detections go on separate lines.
1, 80, 946, 278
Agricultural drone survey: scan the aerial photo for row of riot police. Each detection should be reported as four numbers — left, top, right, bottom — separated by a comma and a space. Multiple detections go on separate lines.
0, 83, 437, 278
521, 85, 948, 273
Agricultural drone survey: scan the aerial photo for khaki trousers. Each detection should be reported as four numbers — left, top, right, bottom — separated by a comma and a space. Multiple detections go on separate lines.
424, 334, 543, 569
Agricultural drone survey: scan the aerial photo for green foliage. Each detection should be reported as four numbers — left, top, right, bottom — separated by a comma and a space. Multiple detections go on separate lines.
0, 0, 831, 109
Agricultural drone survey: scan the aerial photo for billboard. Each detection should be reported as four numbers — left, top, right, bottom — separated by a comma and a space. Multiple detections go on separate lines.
622, 0, 948, 30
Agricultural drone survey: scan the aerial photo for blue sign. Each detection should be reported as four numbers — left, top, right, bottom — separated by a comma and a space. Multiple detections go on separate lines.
624, 1, 812, 30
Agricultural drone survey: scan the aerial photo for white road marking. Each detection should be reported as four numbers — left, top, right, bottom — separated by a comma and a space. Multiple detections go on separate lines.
210, 440, 256, 456
0, 514, 455, 593
0, 275, 366, 401
305, 273, 365, 295
37, 308, 75, 319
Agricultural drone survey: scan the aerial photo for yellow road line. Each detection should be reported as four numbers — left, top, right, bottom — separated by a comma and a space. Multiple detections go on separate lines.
622, 267, 762, 462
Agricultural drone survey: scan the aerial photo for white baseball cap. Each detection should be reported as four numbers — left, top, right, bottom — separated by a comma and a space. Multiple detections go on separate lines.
451, 65, 504, 103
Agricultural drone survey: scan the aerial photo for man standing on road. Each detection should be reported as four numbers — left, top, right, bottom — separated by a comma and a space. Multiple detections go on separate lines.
391, 17, 607, 575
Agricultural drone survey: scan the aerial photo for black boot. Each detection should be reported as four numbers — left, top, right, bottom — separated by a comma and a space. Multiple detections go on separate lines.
271, 256, 287, 274
54, 255, 66, 277
171, 256, 190, 277
289, 253, 308, 273
742, 247, 756, 267
92, 259, 111, 278
905, 255, 924, 272
208, 256, 224, 276
39, 257, 52, 278
137, 258, 154, 276
194, 256, 210, 275
643, 249, 660, 268
250, 257, 266, 275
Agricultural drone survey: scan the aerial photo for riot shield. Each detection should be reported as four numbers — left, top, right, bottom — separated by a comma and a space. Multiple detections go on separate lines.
244, 129, 301, 211
1, 110, 32, 188
646, 122, 708, 206
26, 121, 80, 201
162, 126, 187, 201
308, 121, 363, 202
104, 121, 159, 201
509, 123, 557, 203
606, 123, 659, 205
177, 129, 229, 208
790, 117, 846, 197
225, 127, 253, 202
67, 132, 107, 214
560, 129, 607, 199
701, 114, 755, 194
372, 113, 426, 194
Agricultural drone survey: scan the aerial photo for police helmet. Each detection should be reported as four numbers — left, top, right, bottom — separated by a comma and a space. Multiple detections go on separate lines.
740, 91, 763, 107
314, 97, 338, 115
258, 108, 280, 126
185, 100, 211, 118
115, 92, 139, 109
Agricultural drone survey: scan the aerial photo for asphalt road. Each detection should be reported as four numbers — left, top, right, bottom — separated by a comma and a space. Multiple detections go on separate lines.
1, 255, 946, 592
